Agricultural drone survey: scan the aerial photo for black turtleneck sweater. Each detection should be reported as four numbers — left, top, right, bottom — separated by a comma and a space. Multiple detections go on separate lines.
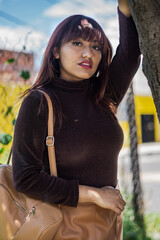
12, 9, 140, 207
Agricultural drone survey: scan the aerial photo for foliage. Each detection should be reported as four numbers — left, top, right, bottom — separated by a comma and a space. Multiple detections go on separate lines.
0, 148, 10, 164
144, 213, 160, 234
123, 192, 153, 240
0, 83, 28, 162
5, 58, 15, 64
0, 46, 32, 161
0, 147, 4, 154
0, 134, 12, 145
5, 106, 13, 117
19, 70, 30, 81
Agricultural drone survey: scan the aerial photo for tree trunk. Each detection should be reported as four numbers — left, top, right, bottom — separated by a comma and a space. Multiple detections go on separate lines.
128, 0, 160, 121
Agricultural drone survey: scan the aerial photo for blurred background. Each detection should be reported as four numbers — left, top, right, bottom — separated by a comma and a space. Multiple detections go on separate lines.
0, 0, 160, 239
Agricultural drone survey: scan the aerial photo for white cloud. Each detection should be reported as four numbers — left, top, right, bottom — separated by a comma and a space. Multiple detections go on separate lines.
0, 25, 46, 52
43, 0, 119, 52
0, 1, 119, 70
0, 25, 47, 69
44, 0, 117, 18
104, 16, 119, 53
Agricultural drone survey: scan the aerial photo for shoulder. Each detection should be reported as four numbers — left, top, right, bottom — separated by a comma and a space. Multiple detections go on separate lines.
23, 89, 44, 103
20, 90, 48, 117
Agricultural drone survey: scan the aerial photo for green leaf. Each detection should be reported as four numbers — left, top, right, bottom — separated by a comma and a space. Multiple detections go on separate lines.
0, 134, 12, 145
125, 231, 140, 240
5, 106, 13, 117
0, 147, 4, 154
12, 119, 16, 126
5, 58, 15, 64
19, 70, 30, 81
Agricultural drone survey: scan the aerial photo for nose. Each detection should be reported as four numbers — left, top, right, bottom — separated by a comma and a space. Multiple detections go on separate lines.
82, 46, 93, 59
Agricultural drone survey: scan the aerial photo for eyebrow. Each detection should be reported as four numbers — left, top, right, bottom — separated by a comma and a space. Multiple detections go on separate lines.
92, 39, 100, 44
70, 38, 100, 44
93, 40, 98, 42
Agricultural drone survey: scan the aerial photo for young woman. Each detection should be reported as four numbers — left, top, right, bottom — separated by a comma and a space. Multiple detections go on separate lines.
12, 0, 140, 239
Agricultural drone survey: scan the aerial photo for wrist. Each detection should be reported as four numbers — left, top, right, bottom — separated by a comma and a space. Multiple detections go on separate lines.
79, 185, 100, 204
118, 0, 131, 17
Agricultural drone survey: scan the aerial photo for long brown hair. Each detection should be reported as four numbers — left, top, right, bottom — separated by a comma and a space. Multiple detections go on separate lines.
21, 14, 113, 125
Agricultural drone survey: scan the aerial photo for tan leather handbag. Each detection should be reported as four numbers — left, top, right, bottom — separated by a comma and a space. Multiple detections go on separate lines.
0, 91, 63, 240
54, 203, 123, 240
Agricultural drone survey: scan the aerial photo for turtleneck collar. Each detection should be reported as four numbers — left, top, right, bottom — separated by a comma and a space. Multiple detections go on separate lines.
52, 77, 91, 93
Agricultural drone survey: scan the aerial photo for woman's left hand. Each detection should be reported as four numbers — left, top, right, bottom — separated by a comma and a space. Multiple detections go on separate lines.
118, 0, 131, 17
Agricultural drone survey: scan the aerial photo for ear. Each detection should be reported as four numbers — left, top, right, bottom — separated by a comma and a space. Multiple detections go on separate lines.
53, 47, 59, 59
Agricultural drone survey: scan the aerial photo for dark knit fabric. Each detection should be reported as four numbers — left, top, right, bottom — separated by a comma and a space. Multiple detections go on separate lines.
12, 9, 140, 207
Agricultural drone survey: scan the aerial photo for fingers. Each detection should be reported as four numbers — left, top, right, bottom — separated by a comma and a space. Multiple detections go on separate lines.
119, 195, 126, 205
115, 189, 125, 202
97, 186, 126, 214
118, 201, 125, 211
114, 200, 125, 215
115, 207, 122, 215
114, 189, 126, 215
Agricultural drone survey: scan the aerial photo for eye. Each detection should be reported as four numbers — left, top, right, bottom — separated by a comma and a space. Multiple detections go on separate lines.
71, 41, 82, 46
93, 45, 101, 51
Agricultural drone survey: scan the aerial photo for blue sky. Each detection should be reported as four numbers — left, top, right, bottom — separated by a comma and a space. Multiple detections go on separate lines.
0, 0, 119, 69
0, 0, 150, 95
0, 0, 62, 34
0, 0, 117, 33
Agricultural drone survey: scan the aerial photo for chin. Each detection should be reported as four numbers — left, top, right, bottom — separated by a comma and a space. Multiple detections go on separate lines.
80, 74, 93, 79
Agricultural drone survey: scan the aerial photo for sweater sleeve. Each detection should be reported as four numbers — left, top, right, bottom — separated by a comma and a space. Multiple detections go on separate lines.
12, 91, 79, 207
106, 8, 141, 106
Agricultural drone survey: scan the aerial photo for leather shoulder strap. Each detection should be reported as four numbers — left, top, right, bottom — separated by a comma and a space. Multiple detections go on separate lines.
7, 90, 58, 177
39, 90, 58, 177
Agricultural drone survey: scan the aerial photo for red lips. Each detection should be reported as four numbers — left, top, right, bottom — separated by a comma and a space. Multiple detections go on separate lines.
78, 60, 92, 69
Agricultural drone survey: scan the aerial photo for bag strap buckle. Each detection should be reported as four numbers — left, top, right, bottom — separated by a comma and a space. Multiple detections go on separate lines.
46, 136, 54, 146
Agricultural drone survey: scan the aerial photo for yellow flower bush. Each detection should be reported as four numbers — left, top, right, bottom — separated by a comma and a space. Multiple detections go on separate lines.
0, 83, 29, 162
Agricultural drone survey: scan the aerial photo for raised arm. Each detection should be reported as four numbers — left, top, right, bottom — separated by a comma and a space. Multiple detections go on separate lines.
106, 1, 141, 106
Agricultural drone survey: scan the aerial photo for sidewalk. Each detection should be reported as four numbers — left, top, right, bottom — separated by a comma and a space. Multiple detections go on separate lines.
118, 142, 160, 213
119, 142, 160, 158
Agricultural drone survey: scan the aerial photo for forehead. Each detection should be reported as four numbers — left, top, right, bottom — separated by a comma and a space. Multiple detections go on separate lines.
62, 25, 103, 46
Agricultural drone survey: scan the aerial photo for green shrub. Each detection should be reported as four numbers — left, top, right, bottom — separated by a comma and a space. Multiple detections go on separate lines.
0, 83, 28, 163
123, 193, 153, 240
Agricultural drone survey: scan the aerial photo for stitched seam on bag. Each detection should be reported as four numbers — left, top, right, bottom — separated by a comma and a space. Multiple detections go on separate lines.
93, 204, 96, 240
38, 217, 63, 240
115, 216, 119, 240
0, 183, 27, 214
115, 214, 123, 240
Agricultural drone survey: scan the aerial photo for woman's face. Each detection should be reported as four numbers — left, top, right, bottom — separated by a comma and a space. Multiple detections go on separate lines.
54, 38, 102, 82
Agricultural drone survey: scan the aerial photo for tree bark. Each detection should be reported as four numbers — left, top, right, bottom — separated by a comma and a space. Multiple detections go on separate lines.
128, 0, 160, 121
